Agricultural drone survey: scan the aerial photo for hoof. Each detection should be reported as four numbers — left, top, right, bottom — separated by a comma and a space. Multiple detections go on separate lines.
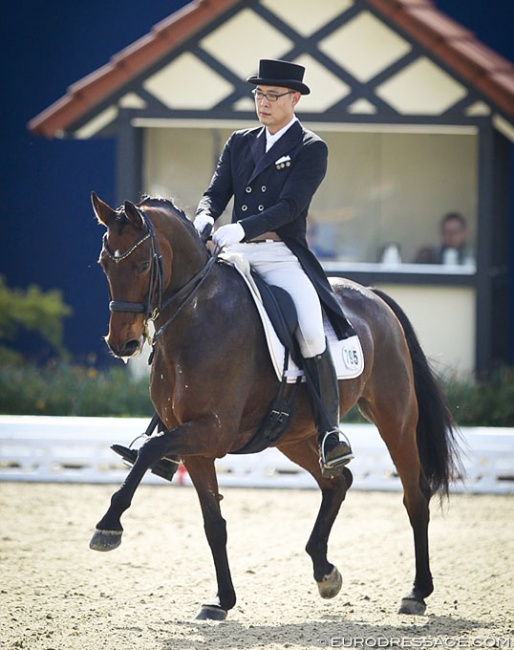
195, 604, 227, 621
398, 596, 427, 615
89, 528, 123, 552
317, 566, 343, 599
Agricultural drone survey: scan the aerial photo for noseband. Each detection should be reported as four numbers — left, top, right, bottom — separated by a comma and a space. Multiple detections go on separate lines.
101, 208, 218, 344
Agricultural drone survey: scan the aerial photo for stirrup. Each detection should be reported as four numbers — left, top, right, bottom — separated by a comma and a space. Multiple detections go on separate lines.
111, 444, 180, 482
319, 429, 354, 479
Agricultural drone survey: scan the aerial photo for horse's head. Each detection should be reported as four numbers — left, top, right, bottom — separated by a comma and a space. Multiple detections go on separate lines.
92, 192, 176, 359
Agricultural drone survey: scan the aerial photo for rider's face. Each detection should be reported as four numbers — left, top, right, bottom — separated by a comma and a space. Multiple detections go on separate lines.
254, 85, 300, 134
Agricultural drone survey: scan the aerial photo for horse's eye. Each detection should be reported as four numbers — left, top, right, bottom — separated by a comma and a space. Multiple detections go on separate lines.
139, 261, 150, 273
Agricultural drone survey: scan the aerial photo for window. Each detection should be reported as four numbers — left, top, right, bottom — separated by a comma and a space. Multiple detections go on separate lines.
309, 130, 477, 266
145, 126, 477, 269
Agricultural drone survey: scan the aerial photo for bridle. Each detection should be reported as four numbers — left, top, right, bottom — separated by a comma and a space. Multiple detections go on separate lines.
102, 215, 161, 320
101, 208, 218, 345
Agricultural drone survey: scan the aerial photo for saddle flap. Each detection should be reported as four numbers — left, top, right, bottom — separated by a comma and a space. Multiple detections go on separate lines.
250, 272, 301, 365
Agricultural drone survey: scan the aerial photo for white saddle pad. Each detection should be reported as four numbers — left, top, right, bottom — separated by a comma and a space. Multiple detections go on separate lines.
221, 253, 364, 383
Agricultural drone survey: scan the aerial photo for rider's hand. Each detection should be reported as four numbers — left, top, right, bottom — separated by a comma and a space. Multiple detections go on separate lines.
193, 213, 214, 239
213, 222, 245, 248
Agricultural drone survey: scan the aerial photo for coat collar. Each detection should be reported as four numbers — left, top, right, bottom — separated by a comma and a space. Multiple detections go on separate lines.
247, 121, 303, 184
250, 128, 266, 164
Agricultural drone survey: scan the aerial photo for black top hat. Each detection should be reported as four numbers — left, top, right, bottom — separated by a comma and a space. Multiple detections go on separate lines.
247, 59, 310, 95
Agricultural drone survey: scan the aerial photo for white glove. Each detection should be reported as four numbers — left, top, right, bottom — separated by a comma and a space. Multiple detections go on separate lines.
213, 222, 245, 248
193, 213, 214, 237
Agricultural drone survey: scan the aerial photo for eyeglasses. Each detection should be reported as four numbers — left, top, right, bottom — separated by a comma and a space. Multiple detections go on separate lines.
252, 89, 295, 103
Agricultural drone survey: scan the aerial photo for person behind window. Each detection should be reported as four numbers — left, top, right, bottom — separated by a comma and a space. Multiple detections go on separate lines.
193, 58, 354, 477
413, 212, 473, 265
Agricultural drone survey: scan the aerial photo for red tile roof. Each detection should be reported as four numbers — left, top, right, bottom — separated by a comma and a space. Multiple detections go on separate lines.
368, 0, 514, 118
29, 0, 240, 137
29, 0, 514, 137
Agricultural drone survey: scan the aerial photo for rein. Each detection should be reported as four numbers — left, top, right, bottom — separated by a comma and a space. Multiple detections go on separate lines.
152, 250, 219, 342
102, 208, 218, 345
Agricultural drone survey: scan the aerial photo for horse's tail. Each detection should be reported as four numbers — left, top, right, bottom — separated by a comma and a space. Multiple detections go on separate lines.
371, 288, 460, 497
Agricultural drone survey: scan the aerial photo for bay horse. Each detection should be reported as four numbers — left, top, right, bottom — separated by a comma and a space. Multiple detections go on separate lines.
89, 192, 459, 621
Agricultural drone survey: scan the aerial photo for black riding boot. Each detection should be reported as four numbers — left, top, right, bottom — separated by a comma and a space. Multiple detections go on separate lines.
111, 413, 181, 482
303, 346, 354, 478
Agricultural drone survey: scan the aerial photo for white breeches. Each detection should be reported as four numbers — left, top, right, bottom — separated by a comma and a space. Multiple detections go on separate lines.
228, 241, 326, 358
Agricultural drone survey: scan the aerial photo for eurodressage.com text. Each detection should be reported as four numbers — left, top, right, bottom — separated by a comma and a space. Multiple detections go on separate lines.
319, 637, 512, 648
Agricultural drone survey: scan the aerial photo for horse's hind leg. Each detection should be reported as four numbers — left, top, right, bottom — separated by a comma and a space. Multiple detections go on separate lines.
89, 430, 174, 551
368, 401, 433, 615
397, 448, 433, 615
279, 436, 351, 599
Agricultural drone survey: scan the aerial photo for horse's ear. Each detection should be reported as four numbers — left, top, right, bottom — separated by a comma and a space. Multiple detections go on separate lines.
124, 201, 145, 230
91, 192, 117, 227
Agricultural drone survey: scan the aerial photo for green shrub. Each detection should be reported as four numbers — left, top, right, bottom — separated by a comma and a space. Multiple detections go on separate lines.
0, 362, 153, 417
442, 366, 514, 427
2, 360, 514, 426
0, 276, 72, 362
344, 367, 514, 427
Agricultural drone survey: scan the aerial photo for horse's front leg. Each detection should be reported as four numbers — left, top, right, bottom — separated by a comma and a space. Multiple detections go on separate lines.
184, 455, 236, 621
89, 430, 174, 552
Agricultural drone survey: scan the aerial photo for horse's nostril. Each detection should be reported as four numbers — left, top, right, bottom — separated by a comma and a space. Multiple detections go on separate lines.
109, 339, 141, 358
121, 339, 140, 357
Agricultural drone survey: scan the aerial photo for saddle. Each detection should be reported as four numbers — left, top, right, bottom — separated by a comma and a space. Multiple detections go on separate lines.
222, 260, 363, 454
220, 254, 363, 383
230, 273, 303, 455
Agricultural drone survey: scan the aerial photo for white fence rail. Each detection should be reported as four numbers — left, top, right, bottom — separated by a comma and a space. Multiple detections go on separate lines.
0, 416, 513, 494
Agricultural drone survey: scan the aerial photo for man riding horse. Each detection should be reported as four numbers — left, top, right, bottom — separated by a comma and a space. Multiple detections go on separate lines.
194, 59, 354, 478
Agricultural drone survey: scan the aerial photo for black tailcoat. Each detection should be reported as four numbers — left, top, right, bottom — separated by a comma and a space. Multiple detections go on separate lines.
197, 120, 351, 339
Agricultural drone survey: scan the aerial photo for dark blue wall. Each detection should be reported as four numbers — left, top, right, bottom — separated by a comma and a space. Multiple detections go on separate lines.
1, 1, 513, 365
1, 1, 187, 365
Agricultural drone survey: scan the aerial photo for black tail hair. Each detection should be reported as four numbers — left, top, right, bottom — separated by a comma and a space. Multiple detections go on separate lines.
372, 288, 461, 497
